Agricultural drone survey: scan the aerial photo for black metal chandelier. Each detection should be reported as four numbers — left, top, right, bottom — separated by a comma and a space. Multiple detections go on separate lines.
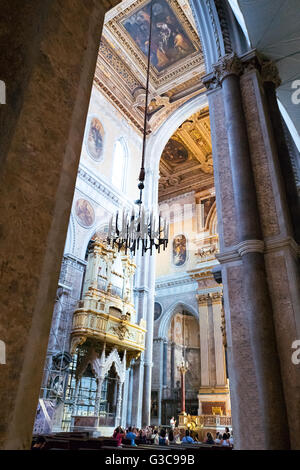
107, 0, 169, 256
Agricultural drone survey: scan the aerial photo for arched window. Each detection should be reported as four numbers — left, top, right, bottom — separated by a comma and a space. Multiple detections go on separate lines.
112, 138, 127, 191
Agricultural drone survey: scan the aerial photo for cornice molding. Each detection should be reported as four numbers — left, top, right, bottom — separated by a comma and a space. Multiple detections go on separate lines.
77, 165, 132, 210
216, 236, 299, 264
237, 239, 265, 257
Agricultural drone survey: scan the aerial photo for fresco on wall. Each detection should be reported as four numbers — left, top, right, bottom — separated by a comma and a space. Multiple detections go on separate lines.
122, 0, 195, 72
172, 234, 187, 266
87, 117, 104, 161
75, 198, 95, 228
163, 138, 188, 163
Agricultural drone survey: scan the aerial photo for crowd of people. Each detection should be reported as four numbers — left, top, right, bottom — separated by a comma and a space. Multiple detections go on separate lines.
112, 425, 234, 448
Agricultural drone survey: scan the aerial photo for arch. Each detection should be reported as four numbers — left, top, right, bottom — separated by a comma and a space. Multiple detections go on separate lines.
145, 93, 209, 208
80, 221, 110, 261
64, 213, 76, 256
189, 0, 248, 71
205, 200, 217, 234
158, 301, 199, 341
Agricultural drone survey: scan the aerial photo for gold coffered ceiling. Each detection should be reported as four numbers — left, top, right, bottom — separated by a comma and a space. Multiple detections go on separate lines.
95, 0, 206, 134
159, 107, 214, 201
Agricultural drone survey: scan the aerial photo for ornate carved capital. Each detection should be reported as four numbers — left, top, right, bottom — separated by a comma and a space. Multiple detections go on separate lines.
261, 60, 281, 88
197, 293, 210, 306
211, 291, 223, 304
212, 53, 243, 85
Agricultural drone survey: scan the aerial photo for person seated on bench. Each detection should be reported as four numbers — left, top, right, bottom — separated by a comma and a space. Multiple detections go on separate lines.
181, 430, 194, 444
168, 429, 174, 444
152, 429, 159, 445
113, 426, 125, 447
173, 428, 181, 443
205, 432, 215, 445
126, 427, 137, 446
159, 428, 169, 446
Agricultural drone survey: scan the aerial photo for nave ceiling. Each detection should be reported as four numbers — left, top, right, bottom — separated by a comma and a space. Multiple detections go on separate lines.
159, 107, 214, 201
97, 0, 206, 134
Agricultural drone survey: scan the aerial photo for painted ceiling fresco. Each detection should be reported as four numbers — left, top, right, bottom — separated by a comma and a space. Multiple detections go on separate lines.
122, 0, 196, 72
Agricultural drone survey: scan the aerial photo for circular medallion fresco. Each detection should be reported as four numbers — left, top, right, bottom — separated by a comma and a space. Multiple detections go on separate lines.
163, 139, 188, 164
75, 198, 95, 228
154, 302, 162, 321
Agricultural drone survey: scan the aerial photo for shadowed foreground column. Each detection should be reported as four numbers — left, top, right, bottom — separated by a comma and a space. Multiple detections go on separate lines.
0, 0, 119, 450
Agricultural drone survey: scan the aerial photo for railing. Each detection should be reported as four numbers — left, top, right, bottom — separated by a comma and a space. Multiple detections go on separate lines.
179, 414, 232, 429
71, 305, 146, 353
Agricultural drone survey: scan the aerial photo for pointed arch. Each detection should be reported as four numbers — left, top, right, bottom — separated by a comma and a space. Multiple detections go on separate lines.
157, 301, 199, 341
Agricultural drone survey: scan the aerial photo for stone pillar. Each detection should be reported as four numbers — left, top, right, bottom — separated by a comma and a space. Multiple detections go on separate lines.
162, 340, 168, 387
157, 338, 164, 425
142, 251, 156, 427
203, 52, 289, 449
0, 0, 120, 449
131, 356, 144, 428
197, 295, 210, 387
73, 380, 81, 417
207, 298, 217, 386
115, 381, 123, 427
240, 57, 300, 448
94, 377, 104, 418
262, 63, 300, 242
211, 293, 227, 386
121, 368, 129, 428
127, 367, 133, 427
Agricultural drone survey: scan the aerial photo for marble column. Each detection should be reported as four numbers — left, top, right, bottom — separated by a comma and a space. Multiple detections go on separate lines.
73, 380, 81, 417
131, 356, 144, 428
121, 368, 129, 428
126, 367, 133, 427
142, 251, 156, 427
211, 293, 227, 386
157, 338, 164, 425
115, 381, 123, 427
210, 52, 289, 448
94, 377, 104, 419
262, 66, 300, 242
0, 0, 120, 449
197, 295, 210, 387
162, 341, 168, 387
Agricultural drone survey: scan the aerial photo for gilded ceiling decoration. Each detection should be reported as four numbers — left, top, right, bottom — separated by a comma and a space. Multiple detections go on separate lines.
159, 107, 214, 201
94, 0, 206, 134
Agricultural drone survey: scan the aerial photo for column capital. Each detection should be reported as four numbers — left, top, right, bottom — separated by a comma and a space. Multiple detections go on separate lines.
203, 50, 282, 91
197, 293, 210, 305
210, 292, 223, 304
212, 53, 243, 84
260, 60, 281, 88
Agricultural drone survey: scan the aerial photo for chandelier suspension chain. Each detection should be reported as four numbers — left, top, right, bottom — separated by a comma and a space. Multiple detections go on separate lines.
138, 0, 154, 204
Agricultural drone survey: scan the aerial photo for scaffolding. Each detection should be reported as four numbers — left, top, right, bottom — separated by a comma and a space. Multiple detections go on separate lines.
33, 255, 85, 434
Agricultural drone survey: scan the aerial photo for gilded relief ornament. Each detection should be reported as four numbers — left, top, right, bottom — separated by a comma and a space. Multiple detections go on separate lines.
110, 322, 131, 341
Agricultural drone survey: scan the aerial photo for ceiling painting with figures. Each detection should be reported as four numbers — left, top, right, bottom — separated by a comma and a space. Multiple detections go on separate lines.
122, 0, 196, 72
